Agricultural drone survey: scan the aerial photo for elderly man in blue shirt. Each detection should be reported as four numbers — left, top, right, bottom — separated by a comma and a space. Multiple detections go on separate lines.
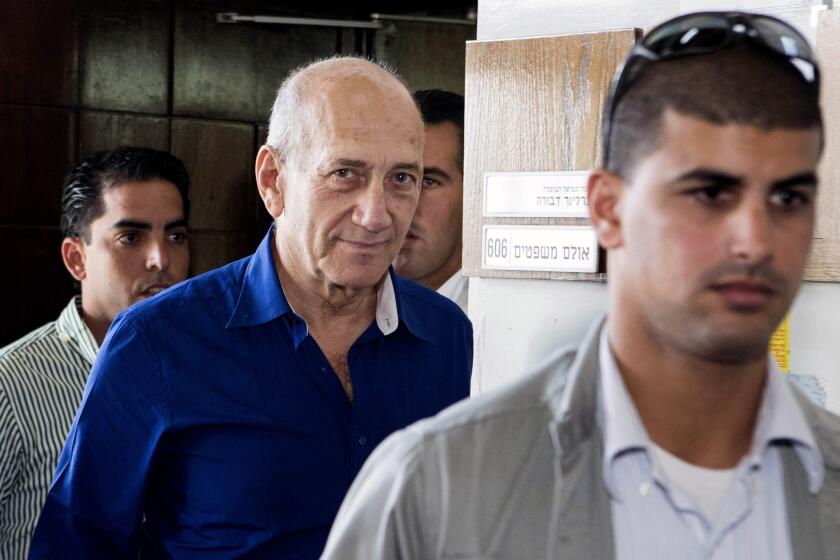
30, 57, 472, 558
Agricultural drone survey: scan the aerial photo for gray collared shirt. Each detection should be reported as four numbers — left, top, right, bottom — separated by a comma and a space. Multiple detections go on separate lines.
322, 318, 840, 560
598, 328, 823, 559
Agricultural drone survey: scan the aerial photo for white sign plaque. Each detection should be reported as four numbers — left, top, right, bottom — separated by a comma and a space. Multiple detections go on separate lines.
483, 171, 591, 217
482, 225, 599, 273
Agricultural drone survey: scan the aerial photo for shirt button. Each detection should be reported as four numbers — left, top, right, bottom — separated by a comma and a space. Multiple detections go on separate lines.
639, 481, 652, 497
358, 436, 367, 446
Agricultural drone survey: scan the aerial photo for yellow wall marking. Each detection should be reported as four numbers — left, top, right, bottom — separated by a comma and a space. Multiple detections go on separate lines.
770, 316, 790, 373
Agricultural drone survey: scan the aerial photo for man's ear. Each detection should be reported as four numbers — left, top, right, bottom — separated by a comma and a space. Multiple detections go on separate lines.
587, 169, 624, 250
61, 237, 86, 282
256, 146, 285, 219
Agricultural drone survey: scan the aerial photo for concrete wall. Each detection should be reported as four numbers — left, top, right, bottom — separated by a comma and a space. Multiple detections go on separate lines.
470, 0, 840, 413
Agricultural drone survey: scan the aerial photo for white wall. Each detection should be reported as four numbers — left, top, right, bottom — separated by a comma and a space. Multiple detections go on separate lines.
477, 0, 823, 44
470, 0, 840, 413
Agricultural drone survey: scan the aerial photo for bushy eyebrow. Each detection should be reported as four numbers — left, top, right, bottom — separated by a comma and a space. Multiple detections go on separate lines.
111, 220, 151, 231
111, 219, 188, 231
672, 169, 742, 187
672, 169, 818, 191
326, 159, 420, 174
164, 219, 189, 230
334, 159, 366, 168
423, 166, 452, 181
772, 172, 817, 191
392, 162, 421, 174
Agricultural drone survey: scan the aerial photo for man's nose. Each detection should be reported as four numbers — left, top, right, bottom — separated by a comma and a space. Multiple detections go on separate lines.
352, 183, 392, 233
146, 238, 170, 271
729, 200, 773, 265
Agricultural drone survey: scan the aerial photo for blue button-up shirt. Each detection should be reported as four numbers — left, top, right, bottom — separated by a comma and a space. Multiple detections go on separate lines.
30, 228, 472, 559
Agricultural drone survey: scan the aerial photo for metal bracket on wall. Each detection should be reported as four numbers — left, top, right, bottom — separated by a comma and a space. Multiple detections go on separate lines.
370, 13, 476, 26
216, 12, 383, 29
216, 12, 477, 29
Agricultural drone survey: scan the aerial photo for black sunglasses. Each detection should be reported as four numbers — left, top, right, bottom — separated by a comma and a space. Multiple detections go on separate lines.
602, 11, 820, 171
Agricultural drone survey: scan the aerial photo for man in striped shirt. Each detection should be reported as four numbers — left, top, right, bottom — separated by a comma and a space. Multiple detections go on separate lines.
0, 147, 191, 558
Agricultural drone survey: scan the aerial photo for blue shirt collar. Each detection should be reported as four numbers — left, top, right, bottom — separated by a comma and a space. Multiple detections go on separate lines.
227, 227, 434, 344
389, 270, 435, 345
226, 227, 292, 329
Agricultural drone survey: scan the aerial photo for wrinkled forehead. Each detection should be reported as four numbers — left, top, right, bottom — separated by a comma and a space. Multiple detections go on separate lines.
299, 75, 424, 164
314, 73, 421, 128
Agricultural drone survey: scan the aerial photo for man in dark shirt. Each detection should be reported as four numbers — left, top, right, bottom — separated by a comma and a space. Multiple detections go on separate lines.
30, 57, 472, 559
394, 90, 467, 311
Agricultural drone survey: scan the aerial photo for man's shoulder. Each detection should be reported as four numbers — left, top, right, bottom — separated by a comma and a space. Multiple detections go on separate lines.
400, 344, 578, 450
0, 319, 59, 374
0, 317, 74, 415
394, 275, 470, 327
793, 388, 840, 467
119, 254, 252, 328
327, 342, 582, 556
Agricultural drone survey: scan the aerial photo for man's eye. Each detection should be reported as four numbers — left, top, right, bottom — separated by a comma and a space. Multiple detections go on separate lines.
769, 189, 811, 209
691, 186, 734, 205
117, 232, 139, 245
392, 172, 416, 186
334, 169, 354, 179
169, 232, 188, 244
422, 177, 440, 189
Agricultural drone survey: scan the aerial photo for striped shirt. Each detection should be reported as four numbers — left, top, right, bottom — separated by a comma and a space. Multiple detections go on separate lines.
0, 298, 97, 559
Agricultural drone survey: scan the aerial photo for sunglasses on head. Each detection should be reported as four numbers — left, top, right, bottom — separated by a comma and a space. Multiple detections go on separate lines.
601, 11, 820, 171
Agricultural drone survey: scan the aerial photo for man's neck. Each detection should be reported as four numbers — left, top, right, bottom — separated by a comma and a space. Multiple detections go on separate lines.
607, 314, 768, 469
272, 238, 381, 402
415, 257, 461, 292
272, 240, 378, 335
79, 304, 109, 346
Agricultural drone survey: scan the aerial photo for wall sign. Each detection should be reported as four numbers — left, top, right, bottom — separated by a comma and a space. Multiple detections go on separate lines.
483, 171, 590, 218
462, 30, 638, 280
482, 225, 598, 273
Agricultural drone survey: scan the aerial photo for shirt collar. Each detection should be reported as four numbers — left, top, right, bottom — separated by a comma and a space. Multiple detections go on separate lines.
435, 269, 468, 312
226, 227, 292, 329
598, 326, 825, 499
437, 269, 465, 299
227, 226, 407, 339
388, 270, 436, 344
749, 357, 824, 493
375, 273, 398, 336
598, 326, 651, 500
55, 296, 99, 365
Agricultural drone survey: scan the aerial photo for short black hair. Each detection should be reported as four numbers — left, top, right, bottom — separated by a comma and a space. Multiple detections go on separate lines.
607, 40, 822, 177
61, 146, 191, 242
413, 89, 465, 169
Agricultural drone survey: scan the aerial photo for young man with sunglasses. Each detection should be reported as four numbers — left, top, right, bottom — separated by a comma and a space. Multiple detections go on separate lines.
321, 11, 840, 558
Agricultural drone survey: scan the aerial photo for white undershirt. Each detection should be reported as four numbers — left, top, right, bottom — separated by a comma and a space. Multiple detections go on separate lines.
436, 269, 468, 313
650, 442, 736, 520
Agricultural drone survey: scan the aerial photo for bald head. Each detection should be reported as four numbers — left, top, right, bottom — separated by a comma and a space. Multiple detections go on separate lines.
256, 57, 426, 292
267, 57, 421, 165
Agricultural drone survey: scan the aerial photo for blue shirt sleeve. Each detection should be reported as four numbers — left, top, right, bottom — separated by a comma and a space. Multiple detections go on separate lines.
30, 313, 170, 559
